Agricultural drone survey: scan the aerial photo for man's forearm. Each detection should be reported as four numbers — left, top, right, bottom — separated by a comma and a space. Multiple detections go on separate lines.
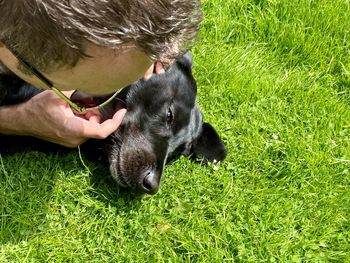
0, 104, 28, 135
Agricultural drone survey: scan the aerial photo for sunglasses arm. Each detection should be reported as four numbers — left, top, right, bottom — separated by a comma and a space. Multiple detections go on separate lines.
51, 86, 122, 114
51, 86, 86, 113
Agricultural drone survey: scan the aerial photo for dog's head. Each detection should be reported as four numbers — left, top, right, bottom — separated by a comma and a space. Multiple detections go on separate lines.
95, 54, 226, 194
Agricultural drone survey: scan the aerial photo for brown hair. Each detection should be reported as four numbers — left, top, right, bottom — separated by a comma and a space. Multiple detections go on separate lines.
0, 0, 202, 73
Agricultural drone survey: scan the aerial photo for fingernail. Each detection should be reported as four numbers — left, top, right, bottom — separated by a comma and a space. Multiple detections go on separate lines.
116, 108, 127, 118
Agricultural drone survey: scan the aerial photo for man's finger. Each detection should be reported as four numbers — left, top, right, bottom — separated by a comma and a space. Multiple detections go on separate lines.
155, 62, 165, 74
143, 64, 154, 80
83, 108, 127, 139
89, 115, 100, 123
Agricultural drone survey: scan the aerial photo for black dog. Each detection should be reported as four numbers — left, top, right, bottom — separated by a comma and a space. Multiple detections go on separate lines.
0, 54, 226, 194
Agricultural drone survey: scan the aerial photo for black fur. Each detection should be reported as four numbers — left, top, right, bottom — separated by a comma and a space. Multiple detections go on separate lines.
0, 53, 227, 194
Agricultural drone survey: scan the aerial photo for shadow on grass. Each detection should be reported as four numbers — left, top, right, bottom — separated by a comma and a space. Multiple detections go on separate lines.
87, 160, 145, 204
0, 136, 143, 245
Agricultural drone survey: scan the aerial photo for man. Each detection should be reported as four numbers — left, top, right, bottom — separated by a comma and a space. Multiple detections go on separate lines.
0, 0, 202, 147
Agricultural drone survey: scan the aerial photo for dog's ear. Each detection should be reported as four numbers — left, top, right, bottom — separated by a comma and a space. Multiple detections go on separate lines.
190, 122, 227, 162
178, 52, 193, 70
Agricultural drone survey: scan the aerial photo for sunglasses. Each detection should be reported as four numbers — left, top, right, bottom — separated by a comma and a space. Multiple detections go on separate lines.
5, 46, 121, 114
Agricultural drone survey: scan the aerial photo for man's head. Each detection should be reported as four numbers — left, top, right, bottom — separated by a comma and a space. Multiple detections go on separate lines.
0, 0, 202, 95
0, 0, 202, 73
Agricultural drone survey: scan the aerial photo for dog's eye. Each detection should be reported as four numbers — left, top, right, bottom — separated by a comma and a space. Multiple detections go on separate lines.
166, 108, 174, 125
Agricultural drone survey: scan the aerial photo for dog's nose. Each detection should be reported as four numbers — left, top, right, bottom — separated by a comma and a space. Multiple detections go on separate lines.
141, 169, 159, 195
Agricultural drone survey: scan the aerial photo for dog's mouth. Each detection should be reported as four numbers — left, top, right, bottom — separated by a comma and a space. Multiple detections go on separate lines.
110, 157, 127, 188
107, 134, 162, 195
109, 159, 161, 195
107, 136, 127, 188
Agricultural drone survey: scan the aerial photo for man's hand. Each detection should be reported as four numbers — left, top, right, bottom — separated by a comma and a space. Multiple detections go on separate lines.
0, 90, 126, 148
0, 61, 171, 148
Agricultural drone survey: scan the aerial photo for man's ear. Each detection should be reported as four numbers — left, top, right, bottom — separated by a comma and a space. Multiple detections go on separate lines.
190, 122, 227, 162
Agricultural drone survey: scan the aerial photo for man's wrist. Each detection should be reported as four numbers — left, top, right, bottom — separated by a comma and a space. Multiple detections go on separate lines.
0, 103, 29, 136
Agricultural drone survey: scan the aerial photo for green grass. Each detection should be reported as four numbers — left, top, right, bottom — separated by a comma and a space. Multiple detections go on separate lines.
1, 0, 350, 261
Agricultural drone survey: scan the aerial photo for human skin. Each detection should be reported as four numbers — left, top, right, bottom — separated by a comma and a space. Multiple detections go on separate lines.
0, 42, 163, 147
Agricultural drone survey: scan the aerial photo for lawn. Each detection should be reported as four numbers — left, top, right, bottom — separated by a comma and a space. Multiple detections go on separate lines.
1, 0, 350, 261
